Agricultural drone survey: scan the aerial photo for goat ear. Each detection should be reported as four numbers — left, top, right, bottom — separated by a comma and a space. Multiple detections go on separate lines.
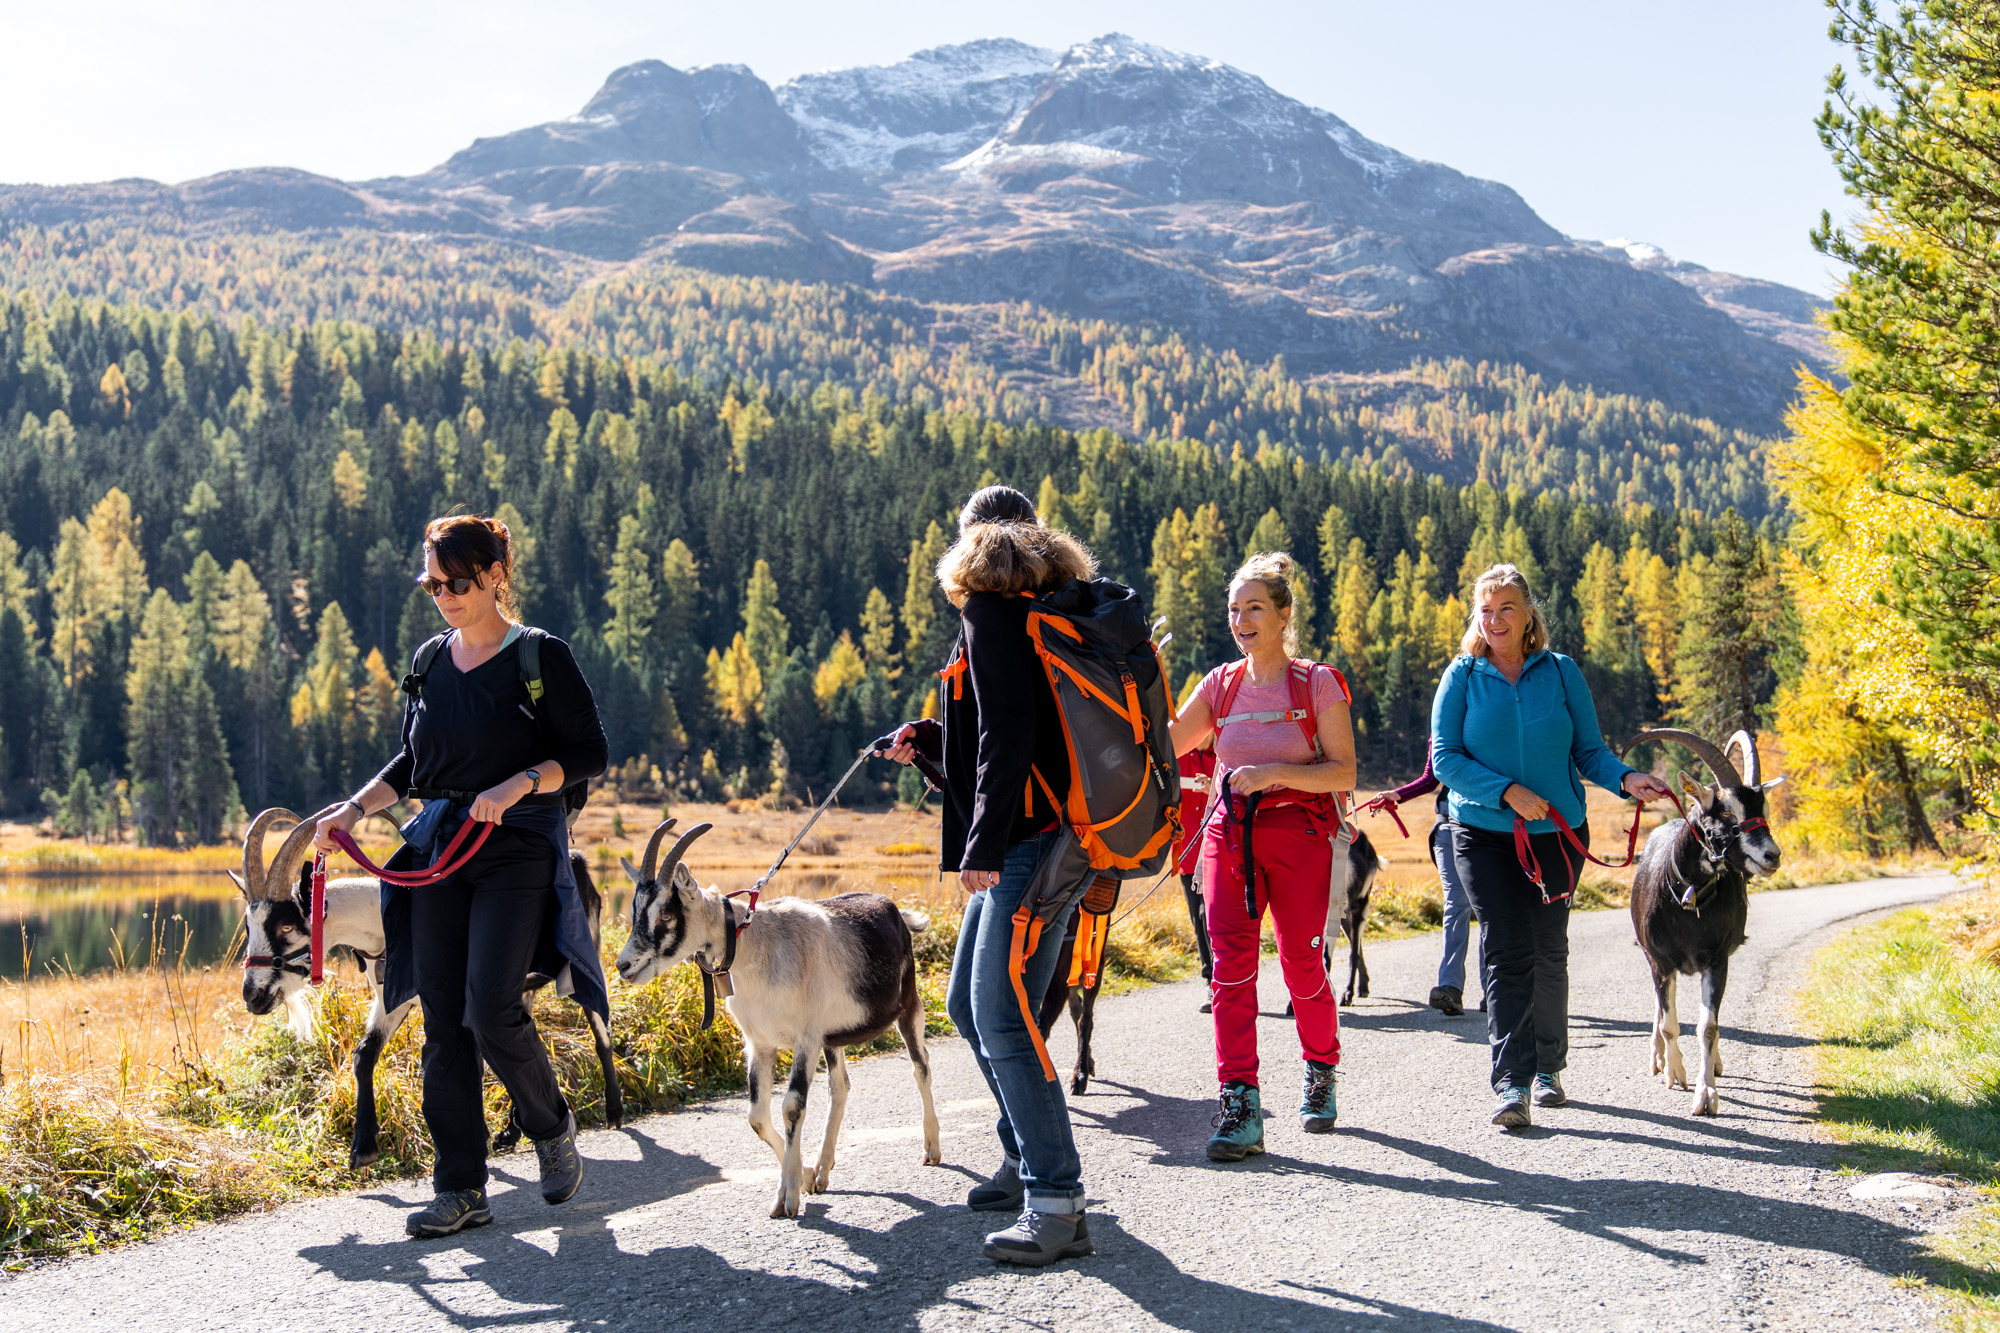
226, 869, 247, 895
1677, 770, 1712, 805
619, 855, 642, 884
1761, 776, 1787, 792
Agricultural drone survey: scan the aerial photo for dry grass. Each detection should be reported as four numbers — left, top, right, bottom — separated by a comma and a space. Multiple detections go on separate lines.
0, 791, 1934, 1263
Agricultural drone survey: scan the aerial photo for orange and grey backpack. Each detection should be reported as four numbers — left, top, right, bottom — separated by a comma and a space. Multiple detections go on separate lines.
941, 576, 1181, 1082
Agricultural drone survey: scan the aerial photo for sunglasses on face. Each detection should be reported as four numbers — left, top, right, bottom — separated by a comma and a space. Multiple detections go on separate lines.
416, 575, 478, 597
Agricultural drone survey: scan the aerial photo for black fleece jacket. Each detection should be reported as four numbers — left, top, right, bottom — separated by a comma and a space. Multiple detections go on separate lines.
916, 592, 1070, 873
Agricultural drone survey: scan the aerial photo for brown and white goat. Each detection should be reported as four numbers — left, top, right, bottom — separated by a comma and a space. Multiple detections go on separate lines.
1624, 729, 1784, 1116
612, 819, 942, 1218
233, 806, 621, 1168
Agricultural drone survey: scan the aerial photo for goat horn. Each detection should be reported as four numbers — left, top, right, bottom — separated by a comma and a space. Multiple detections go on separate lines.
1622, 728, 1740, 787
654, 822, 713, 891
266, 804, 337, 902
1724, 730, 1761, 788
239, 807, 296, 900
639, 818, 678, 884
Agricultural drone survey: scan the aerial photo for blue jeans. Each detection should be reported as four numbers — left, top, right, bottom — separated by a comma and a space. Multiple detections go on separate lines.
1433, 819, 1474, 994
945, 830, 1086, 1214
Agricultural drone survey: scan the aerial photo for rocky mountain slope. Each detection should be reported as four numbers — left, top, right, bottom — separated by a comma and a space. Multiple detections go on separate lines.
0, 34, 1825, 434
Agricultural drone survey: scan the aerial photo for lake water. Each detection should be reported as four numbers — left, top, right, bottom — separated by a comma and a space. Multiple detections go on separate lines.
0, 864, 954, 979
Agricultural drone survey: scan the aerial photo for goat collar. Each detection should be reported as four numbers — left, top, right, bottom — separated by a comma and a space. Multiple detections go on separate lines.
692, 897, 748, 1031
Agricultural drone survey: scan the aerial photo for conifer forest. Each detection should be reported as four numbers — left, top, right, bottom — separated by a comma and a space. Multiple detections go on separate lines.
0, 285, 1811, 848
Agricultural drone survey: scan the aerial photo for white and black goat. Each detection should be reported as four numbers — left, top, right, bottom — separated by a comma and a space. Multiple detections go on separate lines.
1624, 729, 1784, 1116
233, 806, 621, 1168
613, 819, 942, 1219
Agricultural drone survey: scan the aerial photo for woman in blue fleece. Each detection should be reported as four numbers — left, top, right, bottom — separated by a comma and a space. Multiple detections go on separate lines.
1431, 564, 1671, 1128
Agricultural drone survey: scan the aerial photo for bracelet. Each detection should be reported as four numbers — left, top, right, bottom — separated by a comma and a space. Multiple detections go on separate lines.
341, 798, 366, 819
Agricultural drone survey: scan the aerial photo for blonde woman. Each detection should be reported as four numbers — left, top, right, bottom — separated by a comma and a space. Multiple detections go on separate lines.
1169, 552, 1356, 1162
1430, 564, 1669, 1128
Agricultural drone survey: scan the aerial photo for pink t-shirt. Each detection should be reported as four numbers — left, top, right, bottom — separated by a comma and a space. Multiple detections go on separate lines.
1197, 661, 1349, 770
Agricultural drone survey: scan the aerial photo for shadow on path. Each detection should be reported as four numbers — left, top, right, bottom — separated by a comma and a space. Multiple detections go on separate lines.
302, 1130, 1531, 1331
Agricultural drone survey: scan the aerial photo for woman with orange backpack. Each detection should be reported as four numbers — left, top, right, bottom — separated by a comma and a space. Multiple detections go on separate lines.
1169, 552, 1357, 1161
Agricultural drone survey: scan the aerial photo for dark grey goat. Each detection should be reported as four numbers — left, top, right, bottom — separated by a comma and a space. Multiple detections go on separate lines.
1624, 728, 1783, 1116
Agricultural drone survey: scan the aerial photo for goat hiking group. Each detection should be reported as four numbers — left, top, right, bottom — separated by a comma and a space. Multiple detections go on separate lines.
233, 490, 1787, 1269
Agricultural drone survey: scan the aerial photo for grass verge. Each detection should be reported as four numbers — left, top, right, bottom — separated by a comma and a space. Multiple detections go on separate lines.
1801, 882, 2000, 1329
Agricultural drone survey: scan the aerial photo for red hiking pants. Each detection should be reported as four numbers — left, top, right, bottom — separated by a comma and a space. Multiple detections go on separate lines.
1200, 803, 1340, 1088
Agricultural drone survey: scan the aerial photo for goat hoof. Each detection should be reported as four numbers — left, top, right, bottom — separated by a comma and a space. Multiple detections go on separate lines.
1070, 1074, 1090, 1096
923, 1149, 943, 1167
350, 1150, 379, 1171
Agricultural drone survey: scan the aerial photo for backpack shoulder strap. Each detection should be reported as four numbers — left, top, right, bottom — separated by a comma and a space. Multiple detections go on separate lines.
1212, 660, 1249, 722
404, 632, 450, 697
1287, 660, 1323, 759
517, 625, 547, 712
399, 632, 452, 758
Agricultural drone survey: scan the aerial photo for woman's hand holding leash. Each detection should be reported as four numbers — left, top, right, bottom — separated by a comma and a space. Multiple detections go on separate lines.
883, 723, 920, 766
1503, 783, 1550, 822
470, 775, 531, 824
1225, 764, 1280, 795
1622, 772, 1672, 803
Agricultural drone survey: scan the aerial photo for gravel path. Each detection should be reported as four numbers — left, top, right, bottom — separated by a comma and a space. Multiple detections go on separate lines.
1, 873, 1969, 1332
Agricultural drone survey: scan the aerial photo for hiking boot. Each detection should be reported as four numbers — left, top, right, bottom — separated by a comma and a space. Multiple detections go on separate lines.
1300, 1060, 1338, 1133
1492, 1084, 1532, 1129
1428, 985, 1464, 1016
1205, 1082, 1265, 1161
967, 1155, 1024, 1211
1533, 1073, 1567, 1107
982, 1208, 1094, 1266
534, 1109, 584, 1204
406, 1188, 492, 1238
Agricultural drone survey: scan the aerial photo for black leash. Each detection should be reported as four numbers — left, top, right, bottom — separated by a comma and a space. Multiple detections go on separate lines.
1232, 778, 1263, 919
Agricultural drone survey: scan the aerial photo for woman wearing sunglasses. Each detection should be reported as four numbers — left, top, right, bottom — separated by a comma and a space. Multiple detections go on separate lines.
314, 514, 608, 1238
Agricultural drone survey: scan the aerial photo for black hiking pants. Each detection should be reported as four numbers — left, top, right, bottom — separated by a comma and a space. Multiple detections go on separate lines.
1452, 822, 1587, 1092
412, 826, 567, 1193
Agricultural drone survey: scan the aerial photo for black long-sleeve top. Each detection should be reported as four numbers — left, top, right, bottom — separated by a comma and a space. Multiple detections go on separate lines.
374, 629, 608, 800
932, 592, 1069, 873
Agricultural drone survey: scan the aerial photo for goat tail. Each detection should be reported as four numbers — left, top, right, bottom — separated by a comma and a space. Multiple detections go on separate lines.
900, 909, 931, 934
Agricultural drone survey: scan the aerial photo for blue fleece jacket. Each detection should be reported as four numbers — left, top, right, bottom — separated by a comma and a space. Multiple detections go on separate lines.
1430, 650, 1634, 835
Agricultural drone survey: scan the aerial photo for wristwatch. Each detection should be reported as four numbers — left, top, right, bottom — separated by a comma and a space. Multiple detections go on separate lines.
525, 768, 542, 795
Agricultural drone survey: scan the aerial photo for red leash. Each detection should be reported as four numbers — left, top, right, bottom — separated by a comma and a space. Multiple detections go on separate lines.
1354, 792, 1411, 839
303, 818, 496, 986
1513, 791, 1686, 903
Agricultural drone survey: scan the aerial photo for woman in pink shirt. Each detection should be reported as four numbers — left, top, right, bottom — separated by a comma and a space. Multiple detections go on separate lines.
1169, 552, 1357, 1162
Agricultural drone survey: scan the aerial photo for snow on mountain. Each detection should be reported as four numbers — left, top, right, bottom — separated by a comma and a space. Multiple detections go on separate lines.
777, 39, 1056, 174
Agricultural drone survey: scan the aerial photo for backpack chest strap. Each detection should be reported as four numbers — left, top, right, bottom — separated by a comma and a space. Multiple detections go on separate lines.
1214, 707, 1312, 727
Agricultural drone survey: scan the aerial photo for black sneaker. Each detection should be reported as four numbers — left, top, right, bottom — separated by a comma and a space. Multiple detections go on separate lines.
967, 1155, 1024, 1211
1428, 985, 1464, 1016
406, 1188, 493, 1238
982, 1209, 1094, 1266
534, 1110, 584, 1204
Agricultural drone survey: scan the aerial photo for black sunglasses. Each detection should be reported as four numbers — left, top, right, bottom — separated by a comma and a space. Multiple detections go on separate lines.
416, 574, 478, 597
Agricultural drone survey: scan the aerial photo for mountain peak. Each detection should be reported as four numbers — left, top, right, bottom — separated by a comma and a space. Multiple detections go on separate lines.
778, 39, 1057, 173
1055, 33, 1216, 75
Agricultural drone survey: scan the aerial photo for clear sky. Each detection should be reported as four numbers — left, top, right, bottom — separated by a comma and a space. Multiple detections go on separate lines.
0, 0, 1850, 294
